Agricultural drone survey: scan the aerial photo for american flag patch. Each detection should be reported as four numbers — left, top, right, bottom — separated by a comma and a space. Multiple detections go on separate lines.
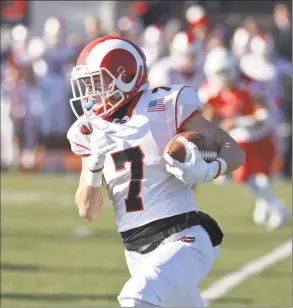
147, 98, 166, 112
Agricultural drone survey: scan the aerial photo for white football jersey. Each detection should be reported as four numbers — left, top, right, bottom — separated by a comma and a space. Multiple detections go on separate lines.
67, 85, 203, 232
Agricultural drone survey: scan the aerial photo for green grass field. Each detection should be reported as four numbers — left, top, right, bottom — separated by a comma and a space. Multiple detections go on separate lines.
1, 172, 292, 307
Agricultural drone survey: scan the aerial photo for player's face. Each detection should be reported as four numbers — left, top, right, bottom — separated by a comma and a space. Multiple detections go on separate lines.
70, 69, 116, 118
70, 67, 128, 119
76, 71, 116, 110
82, 75, 103, 104
82, 72, 113, 98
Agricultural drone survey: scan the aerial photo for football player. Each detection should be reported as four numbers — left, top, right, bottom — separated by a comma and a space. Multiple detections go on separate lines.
148, 31, 205, 90
185, 5, 227, 44
239, 33, 292, 172
199, 46, 289, 229
67, 36, 245, 307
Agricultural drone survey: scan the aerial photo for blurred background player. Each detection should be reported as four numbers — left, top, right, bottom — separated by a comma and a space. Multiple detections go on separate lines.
271, 3, 292, 62
148, 31, 205, 90
199, 46, 289, 229
10, 62, 42, 171
231, 17, 260, 60
185, 4, 227, 50
39, 17, 79, 171
271, 3, 292, 178
140, 24, 167, 68
239, 33, 292, 176
84, 16, 106, 45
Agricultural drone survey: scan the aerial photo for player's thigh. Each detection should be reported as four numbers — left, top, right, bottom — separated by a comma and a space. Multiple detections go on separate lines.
118, 226, 214, 306
149, 226, 215, 287
165, 286, 205, 307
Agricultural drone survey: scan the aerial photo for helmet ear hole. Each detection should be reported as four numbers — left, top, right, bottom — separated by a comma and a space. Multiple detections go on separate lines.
125, 74, 135, 83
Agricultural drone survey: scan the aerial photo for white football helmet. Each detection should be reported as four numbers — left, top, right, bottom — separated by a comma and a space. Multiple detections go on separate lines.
141, 24, 164, 67
185, 5, 208, 28
170, 31, 200, 56
70, 36, 148, 120
170, 31, 203, 71
249, 34, 275, 58
204, 47, 238, 83
231, 27, 251, 58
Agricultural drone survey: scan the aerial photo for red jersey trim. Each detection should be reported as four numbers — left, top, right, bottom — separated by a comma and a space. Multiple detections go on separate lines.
177, 109, 200, 133
175, 86, 201, 133
69, 140, 91, 151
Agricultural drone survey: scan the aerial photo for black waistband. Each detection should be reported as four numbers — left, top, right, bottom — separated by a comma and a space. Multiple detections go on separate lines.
122, 211, 201, 253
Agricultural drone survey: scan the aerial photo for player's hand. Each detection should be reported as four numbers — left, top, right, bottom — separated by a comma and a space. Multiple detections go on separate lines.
88, 128, 117, 172
164, 138, 209, 184
164, 136, 227, 184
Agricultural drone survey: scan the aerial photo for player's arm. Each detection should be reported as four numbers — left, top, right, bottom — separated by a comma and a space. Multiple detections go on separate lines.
75, 156, 103, 221
220, 97, 271, 131
164, 86, 245, 185
236, 99, 270, 128
180, 86, 245, 173
197, 89, 243, 163
181, 113, 245, 173
67, 120, 116, 221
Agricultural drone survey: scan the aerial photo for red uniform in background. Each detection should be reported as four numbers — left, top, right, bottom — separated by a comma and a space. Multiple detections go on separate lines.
199, 81, 275, 183
199, 45, 288, 230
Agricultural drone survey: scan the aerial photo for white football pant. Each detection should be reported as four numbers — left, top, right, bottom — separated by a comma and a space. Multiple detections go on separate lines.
118, 225, 218, 307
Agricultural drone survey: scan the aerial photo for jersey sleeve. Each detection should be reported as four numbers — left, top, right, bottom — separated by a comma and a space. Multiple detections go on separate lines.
67, 120, 91, 156
175, 86, 204, 132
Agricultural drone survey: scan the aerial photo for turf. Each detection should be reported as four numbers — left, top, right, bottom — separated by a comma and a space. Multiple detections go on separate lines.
1, 173, 292, 307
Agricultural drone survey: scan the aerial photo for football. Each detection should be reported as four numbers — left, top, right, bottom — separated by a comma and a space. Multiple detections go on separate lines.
164, 131, 219, 163
79, 122, 93, 135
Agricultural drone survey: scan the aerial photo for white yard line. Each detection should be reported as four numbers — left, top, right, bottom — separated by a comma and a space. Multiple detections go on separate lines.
1, 190, 111, 207
202, 239, 292, 306
1, 191, 73, 206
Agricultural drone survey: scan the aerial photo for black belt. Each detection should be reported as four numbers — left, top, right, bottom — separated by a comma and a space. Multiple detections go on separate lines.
124, 211, 201, 254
